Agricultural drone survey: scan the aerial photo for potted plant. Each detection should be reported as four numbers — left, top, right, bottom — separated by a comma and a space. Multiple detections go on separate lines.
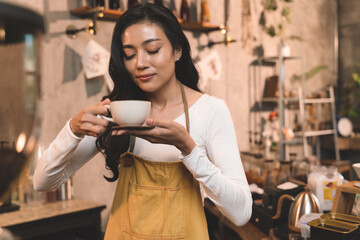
341, 63, 360, 131
260, 0, 301, 56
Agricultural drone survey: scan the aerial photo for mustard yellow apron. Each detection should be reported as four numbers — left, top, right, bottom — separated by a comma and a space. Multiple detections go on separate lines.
104, 83, 209, 240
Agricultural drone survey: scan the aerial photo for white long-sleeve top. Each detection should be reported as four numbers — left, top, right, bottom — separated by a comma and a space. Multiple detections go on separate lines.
33, 94, 252, 226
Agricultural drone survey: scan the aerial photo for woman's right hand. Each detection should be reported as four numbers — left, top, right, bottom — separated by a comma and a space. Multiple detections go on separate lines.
69, 98, 111, 138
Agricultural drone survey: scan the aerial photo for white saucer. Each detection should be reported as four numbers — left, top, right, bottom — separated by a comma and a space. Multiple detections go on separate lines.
112, 125, 154, 130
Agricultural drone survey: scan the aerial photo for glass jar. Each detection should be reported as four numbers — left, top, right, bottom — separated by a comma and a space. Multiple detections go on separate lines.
277, 160, 292, 185
292, 157, 310, 183
263, 159, 276, 188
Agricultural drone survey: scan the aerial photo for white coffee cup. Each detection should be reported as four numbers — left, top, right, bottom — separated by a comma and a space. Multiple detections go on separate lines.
101, 100, 151, 126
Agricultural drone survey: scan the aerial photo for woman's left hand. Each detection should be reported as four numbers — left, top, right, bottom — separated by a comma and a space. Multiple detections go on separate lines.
112, 118, 196, 155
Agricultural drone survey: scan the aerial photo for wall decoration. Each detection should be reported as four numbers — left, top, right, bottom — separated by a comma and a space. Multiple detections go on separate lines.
198, 50, 222, 89
241, 0, 254, 53
81, 39, 110, 79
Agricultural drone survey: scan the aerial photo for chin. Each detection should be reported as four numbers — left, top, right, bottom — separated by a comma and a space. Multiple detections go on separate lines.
137, 82, 157, 93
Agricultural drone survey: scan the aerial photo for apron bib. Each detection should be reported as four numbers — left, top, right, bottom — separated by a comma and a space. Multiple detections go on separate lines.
104, 83, 209, 239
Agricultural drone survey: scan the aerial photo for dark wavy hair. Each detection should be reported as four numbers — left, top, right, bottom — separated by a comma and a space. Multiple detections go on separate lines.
96, 3, 200, 182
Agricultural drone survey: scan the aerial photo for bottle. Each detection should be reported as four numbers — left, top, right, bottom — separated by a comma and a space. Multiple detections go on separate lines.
312, 166, 344, 212
180, 0, 191, 22
200, 0, 210, 23
154, 0, 163, 6
307, 165, 323, 195
248, 153, 263, 186
169, 0, 178, 17
127, 0, 139, 9
95, 0, 105, 7
109, 0, 120, 9
277, 160, 292, 185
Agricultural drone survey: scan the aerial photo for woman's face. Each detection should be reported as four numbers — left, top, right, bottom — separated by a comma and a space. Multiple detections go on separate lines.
121, 21, 181, 93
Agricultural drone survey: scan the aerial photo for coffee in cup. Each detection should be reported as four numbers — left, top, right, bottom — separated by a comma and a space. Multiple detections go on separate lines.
102, 100, 151, 126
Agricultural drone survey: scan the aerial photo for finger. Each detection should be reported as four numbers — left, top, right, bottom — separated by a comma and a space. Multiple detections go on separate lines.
82, 112, 109, 127
98, 98, 110, 106
90, 114, 110, 127
85, 99, 111, 116
80, 122, 106, 136
111, 129, 126, 136
86, 105, 109, 116
145, 118, 171, 128
125, 129, 166, 143
91, 125, 107, 135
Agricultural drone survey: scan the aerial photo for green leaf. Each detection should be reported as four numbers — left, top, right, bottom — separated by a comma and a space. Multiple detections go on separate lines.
264, 0, 277, 11
264, 25, 277, 37
352, 73, 359, 80
281, 7, 291, 22
305, 65, 328, 80
294, 65, 328, 81
288, 35, 303, 41
353, 73, 360, 85
348, 108, 360, 119
278, 23, 283, 31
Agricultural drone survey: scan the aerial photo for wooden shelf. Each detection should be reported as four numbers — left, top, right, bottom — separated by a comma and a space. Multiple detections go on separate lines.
70, 6, 222, 32
70, 6, 124, 21
304, 129, 336, 137
321, 135, 360, 151
178, 19, 221, 32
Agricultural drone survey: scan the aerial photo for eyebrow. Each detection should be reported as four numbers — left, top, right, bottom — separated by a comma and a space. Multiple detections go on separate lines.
123, 38, 161, 49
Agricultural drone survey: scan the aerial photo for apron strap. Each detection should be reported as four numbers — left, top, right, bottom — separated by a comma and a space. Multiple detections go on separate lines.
129, 82, 190, 152
179, 82, 190, 134
129, 136, 136, 153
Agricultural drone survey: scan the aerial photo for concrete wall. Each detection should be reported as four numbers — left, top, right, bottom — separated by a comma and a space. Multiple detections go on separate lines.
1, 0, 339, 231
338, 0, 360, 123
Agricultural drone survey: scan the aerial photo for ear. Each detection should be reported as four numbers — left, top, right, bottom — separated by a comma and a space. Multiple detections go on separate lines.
175, 47, 182, 61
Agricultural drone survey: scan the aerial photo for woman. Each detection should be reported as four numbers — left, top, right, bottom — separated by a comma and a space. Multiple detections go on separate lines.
34, 3, 252, 239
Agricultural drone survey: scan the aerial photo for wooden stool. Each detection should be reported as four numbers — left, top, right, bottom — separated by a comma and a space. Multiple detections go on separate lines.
331, 181, 360, 214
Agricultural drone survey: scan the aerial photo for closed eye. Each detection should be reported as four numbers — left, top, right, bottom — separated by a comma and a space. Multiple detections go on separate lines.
147, 48, 160, 55
124, 54, 135, 60
123, 47, 161, 60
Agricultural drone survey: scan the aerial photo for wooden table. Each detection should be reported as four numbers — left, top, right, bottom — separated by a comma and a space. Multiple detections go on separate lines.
204, 199, 268, 240
0, 198, 106, 240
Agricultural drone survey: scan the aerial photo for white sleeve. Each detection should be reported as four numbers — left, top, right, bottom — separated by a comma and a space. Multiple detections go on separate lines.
33, 120, 99, 191
180, 100, 252, 227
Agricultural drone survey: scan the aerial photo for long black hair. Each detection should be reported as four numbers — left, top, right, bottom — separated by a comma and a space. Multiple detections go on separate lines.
96, 3, 200, 182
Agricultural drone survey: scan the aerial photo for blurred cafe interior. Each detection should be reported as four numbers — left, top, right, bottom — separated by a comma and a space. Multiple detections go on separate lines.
1, 0, 360, 239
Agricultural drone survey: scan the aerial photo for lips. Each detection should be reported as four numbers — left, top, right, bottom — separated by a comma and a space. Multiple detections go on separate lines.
136, 73, 155, 82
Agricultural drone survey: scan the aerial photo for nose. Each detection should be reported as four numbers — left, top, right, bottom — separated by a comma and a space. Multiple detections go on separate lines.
136, 50, 149, 69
